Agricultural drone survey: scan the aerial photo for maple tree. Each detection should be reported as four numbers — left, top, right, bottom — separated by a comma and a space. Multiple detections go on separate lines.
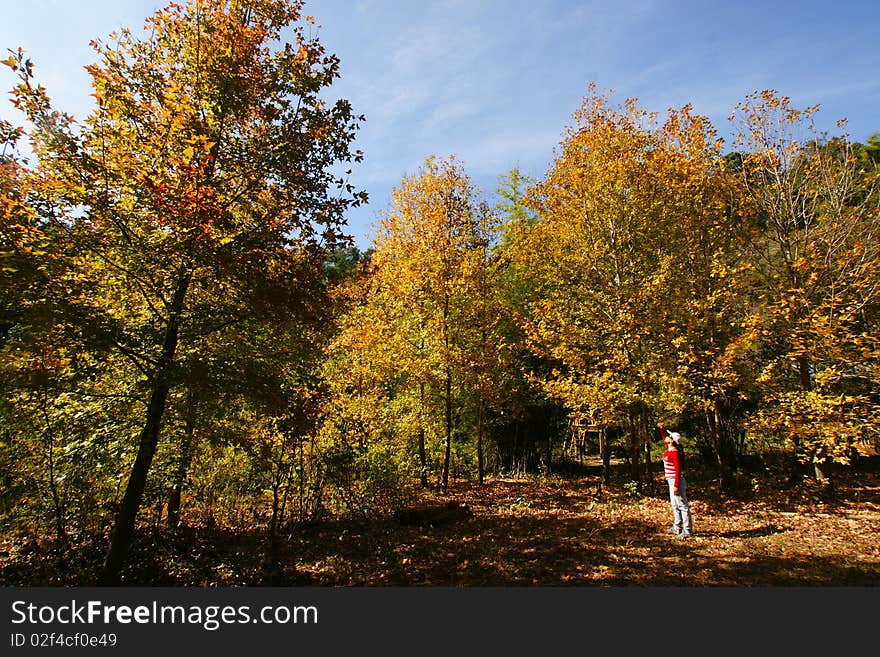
2, 0, 364, 583
729, 91, 880, 490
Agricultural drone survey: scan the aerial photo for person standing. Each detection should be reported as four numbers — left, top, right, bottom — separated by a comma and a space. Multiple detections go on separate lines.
663, 430, 693, 538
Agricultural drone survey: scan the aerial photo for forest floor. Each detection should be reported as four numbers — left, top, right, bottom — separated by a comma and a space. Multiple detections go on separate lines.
3, 460, 880, 586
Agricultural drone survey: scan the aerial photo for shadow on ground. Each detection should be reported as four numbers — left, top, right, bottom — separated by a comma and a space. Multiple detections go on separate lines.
3, 471, 879, 586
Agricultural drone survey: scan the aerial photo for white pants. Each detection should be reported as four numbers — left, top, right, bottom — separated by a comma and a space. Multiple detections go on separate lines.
667, 476, 693, 536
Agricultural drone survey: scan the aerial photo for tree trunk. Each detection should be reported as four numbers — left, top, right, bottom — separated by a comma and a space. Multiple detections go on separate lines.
441, 290, 452, 493
706, 403, 734, 494
100, 375, 174, 584
266, 465, 282, 585
418, 381, 428, 488
167, 388, 195, 530
798, 355, 813, 392
40, 392, 69, 561
545, 419, 552, 475
599, 428, 610, 484
716, 401, 734, 492
477, 396, 485, 485
442, 364, 452, 493
643, 419, 653, 495
265, 432, 294, 585
813, 460, 835, 500
628, 410, 642, 484
798, 356, 833, 489
99, 268, 190, 586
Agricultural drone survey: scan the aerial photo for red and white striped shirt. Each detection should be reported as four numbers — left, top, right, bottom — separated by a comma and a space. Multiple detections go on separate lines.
663, 447, 682, 489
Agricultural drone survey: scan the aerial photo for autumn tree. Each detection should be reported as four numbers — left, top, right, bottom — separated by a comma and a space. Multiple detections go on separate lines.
319, 262, 420, 507
648, 106, 755, 492
513, 90, 656, 484
489, 168, 567, 476
729, 91, 880, 489
2, 0, 365, 583
511, 87, 746, 487
322, 156, 501, 493
1, 118, 123, 563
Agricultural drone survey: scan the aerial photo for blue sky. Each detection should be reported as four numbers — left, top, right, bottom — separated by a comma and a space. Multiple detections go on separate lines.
2, 0, 878, 249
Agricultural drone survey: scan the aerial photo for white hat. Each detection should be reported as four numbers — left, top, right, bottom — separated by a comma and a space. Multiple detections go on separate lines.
668, 431, 682, 443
